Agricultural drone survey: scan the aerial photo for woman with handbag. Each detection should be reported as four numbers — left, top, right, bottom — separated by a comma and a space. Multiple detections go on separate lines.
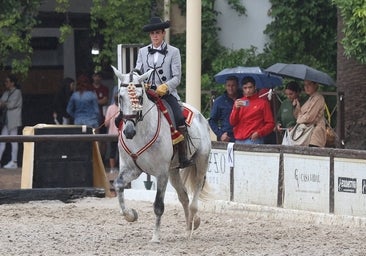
293, 80, 326, 147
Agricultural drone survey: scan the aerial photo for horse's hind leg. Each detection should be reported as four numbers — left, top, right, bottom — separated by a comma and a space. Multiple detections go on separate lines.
188, 166, 202, 230
113, 169, 141, 222
150, 174, 169, 243
169, 169, 190, 227
171, 165, 205, 239
187, 159, 209, 237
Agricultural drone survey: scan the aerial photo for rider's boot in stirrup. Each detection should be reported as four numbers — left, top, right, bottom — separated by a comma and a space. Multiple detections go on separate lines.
177, 125, 194, 168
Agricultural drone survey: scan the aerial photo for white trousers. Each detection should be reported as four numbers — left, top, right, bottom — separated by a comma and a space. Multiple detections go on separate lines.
0, 125, 19, 163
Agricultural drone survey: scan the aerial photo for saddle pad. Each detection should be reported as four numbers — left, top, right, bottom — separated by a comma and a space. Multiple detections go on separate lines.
183, 107, 194, 126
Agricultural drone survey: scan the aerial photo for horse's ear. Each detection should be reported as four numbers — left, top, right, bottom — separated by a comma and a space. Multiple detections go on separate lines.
131, 69, 142, 75
138, 69, 153, 83
111, 65, 123, 81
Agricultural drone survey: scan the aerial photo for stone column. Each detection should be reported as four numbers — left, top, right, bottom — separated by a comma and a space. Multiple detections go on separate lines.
186, 0, 201, 111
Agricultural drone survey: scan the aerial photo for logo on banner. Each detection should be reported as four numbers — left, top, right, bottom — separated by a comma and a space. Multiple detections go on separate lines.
207, 152, 227, 185
294, 169, 321, 193
338, 177, 357, 193
362, 179, 366, 194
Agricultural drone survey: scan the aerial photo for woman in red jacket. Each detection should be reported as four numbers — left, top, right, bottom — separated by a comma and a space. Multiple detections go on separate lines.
229, 76, 275, 144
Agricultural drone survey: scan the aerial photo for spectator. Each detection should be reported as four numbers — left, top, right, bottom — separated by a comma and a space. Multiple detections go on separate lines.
110, 84, 118, 105
276, 81, 301, 132
229, 76, 275, 144
0, 74, 22, 168
91, 72, 109, 133
293, 80, 326, 147
66, 74, 99, 129
105, 93, 119, 173
209, 76, 242, 142
52, 77, 75, 125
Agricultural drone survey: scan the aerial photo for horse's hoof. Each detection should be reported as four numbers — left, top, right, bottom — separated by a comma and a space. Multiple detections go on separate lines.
124, 208, 138, 222
186, 215, 201, 240
193, 216, 201, 230
149, 238, 160, 244
150, 234, 160, 244
191, 216, 201, 230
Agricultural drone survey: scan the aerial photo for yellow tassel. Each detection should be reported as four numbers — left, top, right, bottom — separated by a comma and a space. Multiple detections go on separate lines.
172, 134, 184, 145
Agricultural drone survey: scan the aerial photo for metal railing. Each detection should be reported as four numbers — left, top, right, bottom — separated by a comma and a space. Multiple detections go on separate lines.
0, 134, 118, 143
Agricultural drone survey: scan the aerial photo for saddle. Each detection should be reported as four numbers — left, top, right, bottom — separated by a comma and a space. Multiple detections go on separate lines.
146, 90, 193, 145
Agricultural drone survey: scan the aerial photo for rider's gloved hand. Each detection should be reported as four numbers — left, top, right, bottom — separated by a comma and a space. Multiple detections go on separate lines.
156, 84, 168, 97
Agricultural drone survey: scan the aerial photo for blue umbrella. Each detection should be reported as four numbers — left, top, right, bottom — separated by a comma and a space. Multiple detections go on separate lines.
214, 66, 283, 89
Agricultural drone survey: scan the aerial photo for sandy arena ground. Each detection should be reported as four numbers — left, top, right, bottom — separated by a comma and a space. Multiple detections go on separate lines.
1, 196, 366, 256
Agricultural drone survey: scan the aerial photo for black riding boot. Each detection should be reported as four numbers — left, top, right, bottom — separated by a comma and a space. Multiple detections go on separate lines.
178, 126, 194, 168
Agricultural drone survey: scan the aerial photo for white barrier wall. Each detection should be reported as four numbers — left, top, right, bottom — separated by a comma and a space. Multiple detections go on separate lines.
131, 173, 175, 192
131, 149, 231, 200
126, 142, 366, 218
334, 158, 366, 217
233, 151, 279, 207
207, 149, 231, 201
283, 154, 330, 213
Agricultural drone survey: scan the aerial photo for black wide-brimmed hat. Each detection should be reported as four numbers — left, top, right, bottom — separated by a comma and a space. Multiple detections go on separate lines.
142, 17, 170, 32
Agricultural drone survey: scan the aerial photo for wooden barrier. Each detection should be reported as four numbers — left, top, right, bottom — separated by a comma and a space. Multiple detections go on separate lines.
0, 125, 116, 198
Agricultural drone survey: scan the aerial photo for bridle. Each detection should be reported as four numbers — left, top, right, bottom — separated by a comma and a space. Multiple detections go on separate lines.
118, 71, 162, 168
119, 82, 143, 125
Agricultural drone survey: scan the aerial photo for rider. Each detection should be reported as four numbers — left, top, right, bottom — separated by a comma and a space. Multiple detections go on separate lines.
135, 16, 193, 168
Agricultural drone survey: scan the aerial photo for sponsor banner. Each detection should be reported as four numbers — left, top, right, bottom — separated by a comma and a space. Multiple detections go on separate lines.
334, 158, 366, 217
283, 154, 329, 213
233, 151, 279, 207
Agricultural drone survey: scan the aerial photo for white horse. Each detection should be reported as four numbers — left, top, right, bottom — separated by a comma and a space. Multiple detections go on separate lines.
111, 66, 211, 243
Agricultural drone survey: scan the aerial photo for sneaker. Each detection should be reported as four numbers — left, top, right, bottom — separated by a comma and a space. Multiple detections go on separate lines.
4, 161, 18, 169
110, 168, 119, 174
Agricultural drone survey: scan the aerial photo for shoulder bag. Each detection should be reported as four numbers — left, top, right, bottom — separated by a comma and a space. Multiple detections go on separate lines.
283, 123, 315, 146
325, 103, 337, 147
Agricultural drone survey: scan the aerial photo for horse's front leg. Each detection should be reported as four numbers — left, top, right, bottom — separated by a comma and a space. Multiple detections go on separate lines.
113, 168, 142, 222
150, 173, 169, 243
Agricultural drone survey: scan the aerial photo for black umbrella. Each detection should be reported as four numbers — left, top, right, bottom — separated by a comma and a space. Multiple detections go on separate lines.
265, 63, 335, 86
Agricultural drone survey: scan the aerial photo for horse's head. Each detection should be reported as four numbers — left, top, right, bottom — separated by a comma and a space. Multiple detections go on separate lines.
111, 66, 152, 139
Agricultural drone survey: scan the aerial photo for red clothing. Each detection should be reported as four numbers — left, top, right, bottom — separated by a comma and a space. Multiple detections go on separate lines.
229, 93, 275, 140
92, 84, 109, 119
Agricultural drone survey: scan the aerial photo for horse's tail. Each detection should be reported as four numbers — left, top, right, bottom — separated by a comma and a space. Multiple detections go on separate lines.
180, 166, 212, 201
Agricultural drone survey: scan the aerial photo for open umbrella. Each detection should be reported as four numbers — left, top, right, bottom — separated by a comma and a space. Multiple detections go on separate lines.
265, 63, 335, 86
214, 66, 283, 89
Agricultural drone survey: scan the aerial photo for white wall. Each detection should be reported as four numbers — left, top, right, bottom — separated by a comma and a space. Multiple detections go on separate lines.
215, 0, 272, 52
